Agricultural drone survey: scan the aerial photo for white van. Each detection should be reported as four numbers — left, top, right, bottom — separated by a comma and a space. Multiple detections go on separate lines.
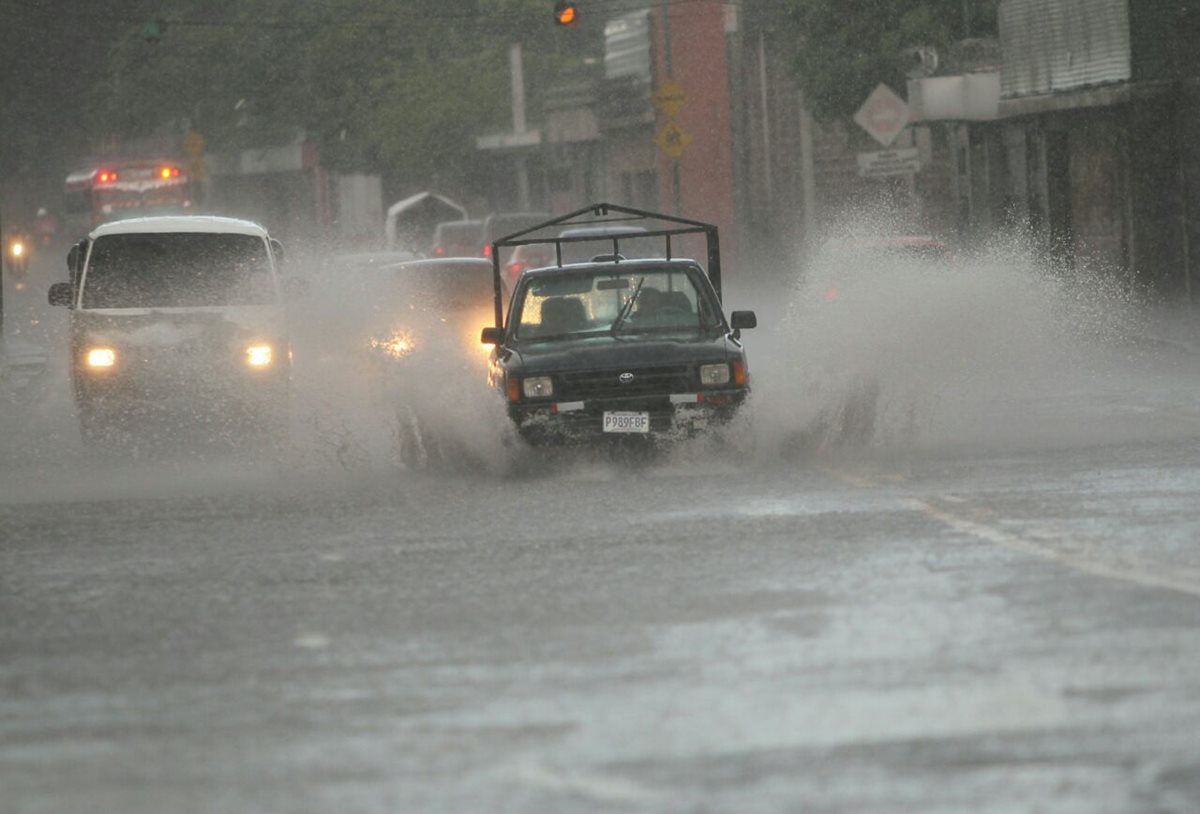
48, 216, 292, 445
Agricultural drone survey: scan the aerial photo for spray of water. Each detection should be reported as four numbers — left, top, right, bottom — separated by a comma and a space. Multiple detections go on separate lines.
741, 208, 1145, 460
287, 254, 514, 476
0, 216, 1171, 502
291, 216, 1153, 479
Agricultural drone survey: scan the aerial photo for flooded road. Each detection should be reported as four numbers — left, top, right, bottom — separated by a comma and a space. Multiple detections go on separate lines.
4, 249, 1200, 812
4, 439, 1200, 812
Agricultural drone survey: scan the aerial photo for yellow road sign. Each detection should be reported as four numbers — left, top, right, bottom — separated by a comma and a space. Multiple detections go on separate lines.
653, 80, 687, 118
655, 121, 693, 159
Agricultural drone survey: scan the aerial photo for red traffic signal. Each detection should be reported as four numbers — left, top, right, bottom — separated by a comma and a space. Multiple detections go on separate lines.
554, 0, 578, 25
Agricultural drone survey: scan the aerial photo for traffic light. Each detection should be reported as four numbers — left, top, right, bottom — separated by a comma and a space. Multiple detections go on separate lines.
142, 18, 165, 43
553, 0, 578, 26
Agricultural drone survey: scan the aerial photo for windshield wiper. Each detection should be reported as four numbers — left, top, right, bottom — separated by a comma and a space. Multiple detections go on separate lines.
609, 276, 645, 336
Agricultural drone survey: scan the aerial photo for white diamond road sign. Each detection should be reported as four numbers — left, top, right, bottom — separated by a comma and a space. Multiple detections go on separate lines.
854, 83, 910, 147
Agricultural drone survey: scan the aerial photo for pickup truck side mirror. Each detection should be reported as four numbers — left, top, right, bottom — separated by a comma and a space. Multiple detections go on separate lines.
48, 282, 73, 307
481, 326, 504, 345
730, 310, 757, 330
270, 238, 284, 264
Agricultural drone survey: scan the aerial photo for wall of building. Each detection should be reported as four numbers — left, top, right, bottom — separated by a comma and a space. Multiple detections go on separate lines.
733, 29, 798, 272
1064, 109, 1127, 272
655, 0, 738, 272
1176, 80, 1200, 302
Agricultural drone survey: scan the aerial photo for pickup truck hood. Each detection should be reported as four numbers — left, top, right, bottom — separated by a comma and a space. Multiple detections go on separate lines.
511, 332, 733, 373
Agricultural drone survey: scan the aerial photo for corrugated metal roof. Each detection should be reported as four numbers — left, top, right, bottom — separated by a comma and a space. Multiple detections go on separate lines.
1000, 0, 1131, 98
605, 9, 653, 82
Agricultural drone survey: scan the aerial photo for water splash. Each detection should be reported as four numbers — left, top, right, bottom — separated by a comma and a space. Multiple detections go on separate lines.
741, 212, 1144, 459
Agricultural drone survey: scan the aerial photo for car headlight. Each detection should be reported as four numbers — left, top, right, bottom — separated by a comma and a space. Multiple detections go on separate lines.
522, 376, 554, 399
85, 347, 116, 369
10, 240, 24, 258
368, 330, 414, 358
245, 343, 274, 368
699, 363, 731, 385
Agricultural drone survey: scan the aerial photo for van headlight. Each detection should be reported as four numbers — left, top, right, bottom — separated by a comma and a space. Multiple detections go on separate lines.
699, 363, 731, 385
522, 376, 554, 398
85, 347, 116, 369
245, 343, 274, 368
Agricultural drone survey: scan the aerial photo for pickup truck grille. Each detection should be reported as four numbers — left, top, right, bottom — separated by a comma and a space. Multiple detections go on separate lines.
558, 365, 692, 400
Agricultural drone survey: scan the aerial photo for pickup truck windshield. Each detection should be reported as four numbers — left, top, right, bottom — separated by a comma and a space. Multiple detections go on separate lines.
515, 267, 718, 341
81, 232, 274, 309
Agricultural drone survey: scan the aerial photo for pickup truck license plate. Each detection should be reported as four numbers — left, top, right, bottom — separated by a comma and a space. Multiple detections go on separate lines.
602, 411, 650, 433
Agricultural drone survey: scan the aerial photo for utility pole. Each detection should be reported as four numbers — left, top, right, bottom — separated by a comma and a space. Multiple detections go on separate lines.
510, 43, 530, 211
0, 210, 5, 338
798, 91, 816, 252
661, 0, 681, 214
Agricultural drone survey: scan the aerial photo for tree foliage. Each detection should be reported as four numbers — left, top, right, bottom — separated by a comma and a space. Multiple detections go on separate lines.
784, 0, 999, 121
8, 0, 573, 191
1, 0, 157, 180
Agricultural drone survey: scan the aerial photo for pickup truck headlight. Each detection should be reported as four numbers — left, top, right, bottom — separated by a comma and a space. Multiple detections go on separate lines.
522, 376, 554, 398
699, 363, 731, 385
85, 347, 116, 369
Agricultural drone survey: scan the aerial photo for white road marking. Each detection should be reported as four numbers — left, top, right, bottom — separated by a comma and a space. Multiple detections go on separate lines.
820, 466, 878, 489
909, 498, 1200, 599
293, 633, 331, 650
822, 464, 1200, 599
504, 757, 660, 803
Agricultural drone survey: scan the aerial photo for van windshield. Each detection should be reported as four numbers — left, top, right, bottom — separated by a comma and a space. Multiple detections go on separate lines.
81, 232, 274, 309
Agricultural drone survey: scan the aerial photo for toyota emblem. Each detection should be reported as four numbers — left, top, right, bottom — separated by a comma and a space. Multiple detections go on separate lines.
618, 372, 635, 384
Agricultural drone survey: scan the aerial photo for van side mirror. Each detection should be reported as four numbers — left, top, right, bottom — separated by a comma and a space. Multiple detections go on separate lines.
730, 310, 757, 330
48, 282, 73, 307
481, 326, 504, 345
67, 242, 81, 273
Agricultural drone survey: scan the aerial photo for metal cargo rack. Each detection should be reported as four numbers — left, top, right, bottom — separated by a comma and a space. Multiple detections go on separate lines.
489, 202, 722, 328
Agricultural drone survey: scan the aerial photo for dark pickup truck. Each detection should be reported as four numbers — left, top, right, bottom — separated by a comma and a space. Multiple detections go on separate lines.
481, 204, 757, 444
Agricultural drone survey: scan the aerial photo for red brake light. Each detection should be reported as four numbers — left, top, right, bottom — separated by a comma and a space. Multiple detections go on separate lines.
483, 244, 492, 257
434, 246, 445, 255
823, 286, 839, 302
97, 170, 117, 184
508, 262, 527, 276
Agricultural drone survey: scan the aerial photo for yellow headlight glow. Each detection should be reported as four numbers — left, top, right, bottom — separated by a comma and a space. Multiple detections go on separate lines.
245, 344, 274, 368
471, 309, 496, 355
369, 331, 415, 358
10, 241, 24, 258
85, 347, 116, 369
